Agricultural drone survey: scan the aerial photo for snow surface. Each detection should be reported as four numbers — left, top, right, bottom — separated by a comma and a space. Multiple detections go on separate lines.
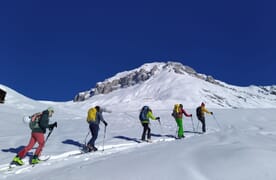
1, 80, 276, 180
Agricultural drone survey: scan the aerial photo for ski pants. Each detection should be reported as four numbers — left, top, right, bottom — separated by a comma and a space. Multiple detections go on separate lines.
18, 132, 45, 158
141, 123, 151, 140
88, 123, 99, 148
175, 118, 184, 138
198, 117, 206, 132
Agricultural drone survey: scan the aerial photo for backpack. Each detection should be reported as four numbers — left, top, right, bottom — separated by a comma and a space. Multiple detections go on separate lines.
174, 104, 181, 113
87, 107, 97, 123
196, 106, 202, 119
139, 106, 149, 121
172, 104, 181, 118
29, 112, 42, 130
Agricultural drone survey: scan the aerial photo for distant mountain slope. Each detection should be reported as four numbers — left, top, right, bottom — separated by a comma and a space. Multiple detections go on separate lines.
0, 84, 47, 111
73, 61, 276, 108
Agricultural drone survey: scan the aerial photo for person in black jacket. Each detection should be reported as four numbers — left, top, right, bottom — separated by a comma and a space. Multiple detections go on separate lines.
12, 107, 57, 165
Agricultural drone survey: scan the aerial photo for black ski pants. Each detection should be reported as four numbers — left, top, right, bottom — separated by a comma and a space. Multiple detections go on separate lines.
88, 123, 99, 148
141, 123, 151, 140
198, 117, 206, 133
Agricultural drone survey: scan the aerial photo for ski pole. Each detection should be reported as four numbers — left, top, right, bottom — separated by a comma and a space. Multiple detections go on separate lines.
34, 129, 53, 160
196, 120, 200, 132
102, 125, 107, 152
212, 114, 221, 129
190, 116, 195, 132
84, 130, 90, 147
45, 122, 57, 144
45, 128, 54, 144
157, 119, 164, 137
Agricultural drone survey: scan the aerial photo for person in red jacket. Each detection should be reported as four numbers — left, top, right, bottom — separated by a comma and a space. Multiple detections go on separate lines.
172, 104, 192, 139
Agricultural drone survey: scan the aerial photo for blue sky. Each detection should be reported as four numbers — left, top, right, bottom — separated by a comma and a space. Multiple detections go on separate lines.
0, 0, 275, 101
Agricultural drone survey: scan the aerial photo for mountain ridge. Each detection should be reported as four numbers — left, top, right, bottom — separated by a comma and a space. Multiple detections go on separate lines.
73, 61, 276, 108
74, 61, 221, 102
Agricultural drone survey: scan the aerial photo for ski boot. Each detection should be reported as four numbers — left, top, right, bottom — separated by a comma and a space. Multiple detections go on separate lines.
87, 144, 98, 152
11, 155, 24, 166
31, 155, 41, 164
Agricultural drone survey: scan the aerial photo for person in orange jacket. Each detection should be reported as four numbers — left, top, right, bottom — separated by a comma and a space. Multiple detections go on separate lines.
196, 102, 213, 133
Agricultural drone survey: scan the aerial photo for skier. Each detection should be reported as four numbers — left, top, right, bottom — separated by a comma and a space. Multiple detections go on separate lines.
139, 106, 160, 142
86, 106, 108, 152
172, 104, 192, 139
196, 102, 213, 133
12, 107, 57, 165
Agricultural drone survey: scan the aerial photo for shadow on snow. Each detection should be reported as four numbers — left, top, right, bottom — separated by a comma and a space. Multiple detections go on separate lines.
62, 139, 84, 148
2, 146, 34, 157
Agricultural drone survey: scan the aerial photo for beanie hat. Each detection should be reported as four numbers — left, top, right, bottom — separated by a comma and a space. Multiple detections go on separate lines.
201, 102, 205, 106
95, 106, 100, 112
47, 107, 54, 113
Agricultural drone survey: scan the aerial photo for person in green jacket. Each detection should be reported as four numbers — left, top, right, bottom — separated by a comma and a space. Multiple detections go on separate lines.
139, 106, 160, 142
12, 107, 57, 166
172, 104, 192, 139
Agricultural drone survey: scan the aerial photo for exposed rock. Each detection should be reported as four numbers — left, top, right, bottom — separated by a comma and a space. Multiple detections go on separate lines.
73, 61, 222, 102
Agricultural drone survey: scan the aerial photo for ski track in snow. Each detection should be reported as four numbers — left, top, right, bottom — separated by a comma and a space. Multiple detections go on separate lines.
0, 133, 205, 178
0, 138, 176, 177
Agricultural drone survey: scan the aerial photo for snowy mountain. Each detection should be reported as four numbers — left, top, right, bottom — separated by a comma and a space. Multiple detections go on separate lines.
74, 61, 276, 108
1, 67, 276, 180
1, 83, 276, 180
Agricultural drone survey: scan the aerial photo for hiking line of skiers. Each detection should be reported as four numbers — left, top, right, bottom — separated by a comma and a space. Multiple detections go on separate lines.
11, 102, 214, 166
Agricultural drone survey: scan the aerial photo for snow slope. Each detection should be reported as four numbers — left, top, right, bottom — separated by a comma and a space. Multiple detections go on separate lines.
1, 84, 276, 180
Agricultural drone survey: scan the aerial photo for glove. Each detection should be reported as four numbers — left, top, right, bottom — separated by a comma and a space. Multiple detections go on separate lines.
190, 114, 193, 117
53, 122, 57, 128
103, 121, 108, 126
210, 112, 213, 115
49, 122, 57, 131
156, 117, 160, 120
